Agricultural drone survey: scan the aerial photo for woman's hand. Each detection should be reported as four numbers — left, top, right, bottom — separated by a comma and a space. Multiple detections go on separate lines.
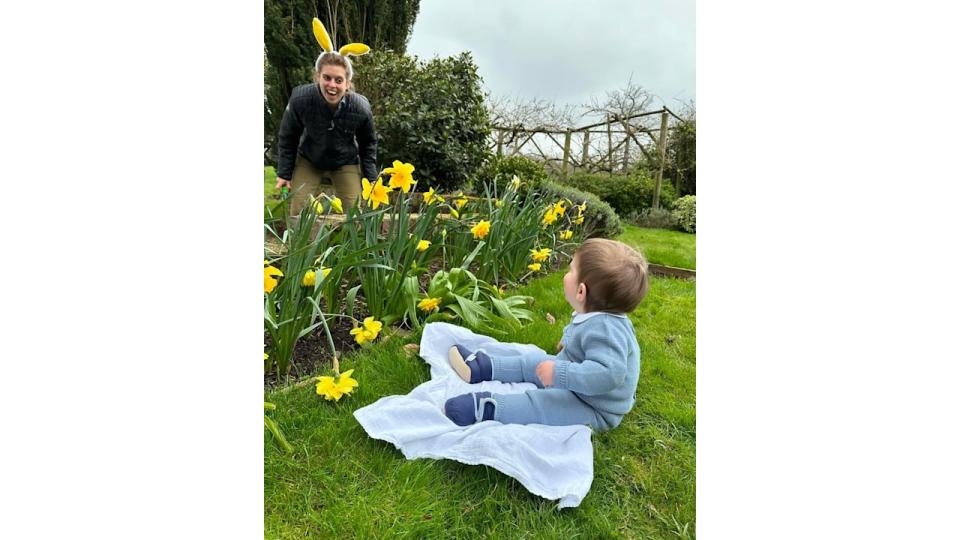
276, 178, 291, 190
536, 360, 555, 387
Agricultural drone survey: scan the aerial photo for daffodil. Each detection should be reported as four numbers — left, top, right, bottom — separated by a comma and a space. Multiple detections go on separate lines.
530, 247, 552, 262
316, 369, 359, 401
471, 220, 491, 240
574, 215, 584, 225
418, 297, 442, 313
321, 267, 332, 279
542, 207, 558, 226
423, 187, 440, 205
552, 201, 566, 217
417, 240, 431, 252
384, 160, 416, 193
316, 375, 341, 401
335, 369, 359, 395
450, 208, 459, 219
330, 197, 343, 214
455, 196, 468, 210
302, 270, 317, 287
576, 202, 587, 215
362, 177, 393, 209
528, 263, 542, 272
559, 230, 573, 240
264, 352, 269, 361
264, 261, 283, 293
494, 198, 503, 208
350, 316, 383, 344
511, 175, 521, 190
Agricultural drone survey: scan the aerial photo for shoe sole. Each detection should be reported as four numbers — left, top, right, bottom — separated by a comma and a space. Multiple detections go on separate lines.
448, 346, 473, 383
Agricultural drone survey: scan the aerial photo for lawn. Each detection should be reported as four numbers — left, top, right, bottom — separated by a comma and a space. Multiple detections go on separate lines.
618, 223, 696, 270
264, 269, 696, 538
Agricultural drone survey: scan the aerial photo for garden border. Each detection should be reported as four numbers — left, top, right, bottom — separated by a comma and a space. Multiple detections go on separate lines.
648, 263, 695, 280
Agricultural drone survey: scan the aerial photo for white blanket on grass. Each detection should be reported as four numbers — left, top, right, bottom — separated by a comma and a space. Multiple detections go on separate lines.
353, 322, 594, 509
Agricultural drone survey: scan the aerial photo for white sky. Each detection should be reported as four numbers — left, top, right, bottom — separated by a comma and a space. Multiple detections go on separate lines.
406, 0, 695, 119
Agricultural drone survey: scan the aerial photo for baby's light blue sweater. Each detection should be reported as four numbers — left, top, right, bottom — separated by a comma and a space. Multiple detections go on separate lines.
553, 311, 641, 427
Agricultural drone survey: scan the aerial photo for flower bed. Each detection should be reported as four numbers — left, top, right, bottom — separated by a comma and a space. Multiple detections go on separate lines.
264, 162, 593, 433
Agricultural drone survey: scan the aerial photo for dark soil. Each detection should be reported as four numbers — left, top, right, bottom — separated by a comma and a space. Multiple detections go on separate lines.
264, 315, 363, 389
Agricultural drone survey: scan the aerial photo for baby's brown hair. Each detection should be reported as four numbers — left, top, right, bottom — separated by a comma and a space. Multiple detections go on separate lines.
575, 239, 649, 313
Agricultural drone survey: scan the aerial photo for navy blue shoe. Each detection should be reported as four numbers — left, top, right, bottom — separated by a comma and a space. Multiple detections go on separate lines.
448, 345, 493, 384
444, 392, 496, 426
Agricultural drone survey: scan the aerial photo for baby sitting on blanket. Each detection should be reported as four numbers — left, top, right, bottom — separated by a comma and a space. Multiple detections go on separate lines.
444, 239, 649, 432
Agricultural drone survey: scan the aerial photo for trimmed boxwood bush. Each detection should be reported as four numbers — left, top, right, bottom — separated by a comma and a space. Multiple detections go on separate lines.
476, 155, 550, 196
558, 170, 676, 216
539, 180, 622, 239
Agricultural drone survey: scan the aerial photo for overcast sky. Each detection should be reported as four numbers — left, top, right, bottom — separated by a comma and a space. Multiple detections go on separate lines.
406, 0, 695, 121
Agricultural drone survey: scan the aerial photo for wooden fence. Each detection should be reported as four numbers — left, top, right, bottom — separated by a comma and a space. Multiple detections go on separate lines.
490, 107, 687, 208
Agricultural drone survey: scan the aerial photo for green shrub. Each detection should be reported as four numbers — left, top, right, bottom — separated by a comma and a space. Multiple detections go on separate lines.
559, 170, 676, 216
353, 51, 492, 192
540, 180, 622, 239
475, 155, 549, 195
628, 207, 679, 230
672, 195, 696, 233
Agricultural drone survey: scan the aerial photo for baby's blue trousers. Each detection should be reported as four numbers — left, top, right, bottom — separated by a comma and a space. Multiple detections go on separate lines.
489, 350, 617, 432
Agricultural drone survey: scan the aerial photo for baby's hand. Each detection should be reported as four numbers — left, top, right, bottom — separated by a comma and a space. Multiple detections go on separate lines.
536, 360, 555, 387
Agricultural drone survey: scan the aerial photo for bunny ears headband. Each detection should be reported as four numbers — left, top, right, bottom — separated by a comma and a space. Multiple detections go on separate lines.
313, 18, 371, 58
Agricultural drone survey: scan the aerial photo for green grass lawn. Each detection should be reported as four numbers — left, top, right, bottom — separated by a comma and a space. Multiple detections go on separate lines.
264, 271, 696, 538
265, 166, 282, 206
618, 223, 696, 270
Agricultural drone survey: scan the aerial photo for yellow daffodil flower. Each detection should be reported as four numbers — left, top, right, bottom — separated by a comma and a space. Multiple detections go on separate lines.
321, 267, 332, 279
494, 198, 503, 208
528, 263, 542, 272
577, 202, 587, 215
511, 175, 521, 190
455, 196, 468, 210
423, 187, 439, 205
362, 177, 393, 209
330, 197, 343, 214
350, 316, 383, 345
574, 215, 584, 225
529, 247, 552, 262
559, 230, 573, 240
417, 240, 431, 252
552, 201, 566, 217
542, 207, 558, 226
264, 261, 283, 293
316, 375, 341, 401
471, 220, 491, 240
417, 297, 442, 313
264, 352, 269, 361
302, 270, 317, 287
336, 369, 359, 395
450, 208, 459, 219
384, 160, 416, 193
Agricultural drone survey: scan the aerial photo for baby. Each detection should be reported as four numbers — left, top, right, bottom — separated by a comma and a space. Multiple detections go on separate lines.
444, 238, 649, 432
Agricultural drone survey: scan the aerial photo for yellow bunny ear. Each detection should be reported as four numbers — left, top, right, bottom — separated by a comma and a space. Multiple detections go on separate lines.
313, 18, 334, 52
339, 43, 371, 57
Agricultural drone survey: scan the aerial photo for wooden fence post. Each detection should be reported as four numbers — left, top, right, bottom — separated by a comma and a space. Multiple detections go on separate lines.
653, 108, 669, 209
606, 115, 613, 173
562, 129, 572, 178
581, 130, 590, 169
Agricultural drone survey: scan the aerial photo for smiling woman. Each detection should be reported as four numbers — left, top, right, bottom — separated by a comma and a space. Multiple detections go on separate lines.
274, 18, 379, 215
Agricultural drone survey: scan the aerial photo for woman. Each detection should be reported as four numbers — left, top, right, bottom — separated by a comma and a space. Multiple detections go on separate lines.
274, 19, 376, 213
